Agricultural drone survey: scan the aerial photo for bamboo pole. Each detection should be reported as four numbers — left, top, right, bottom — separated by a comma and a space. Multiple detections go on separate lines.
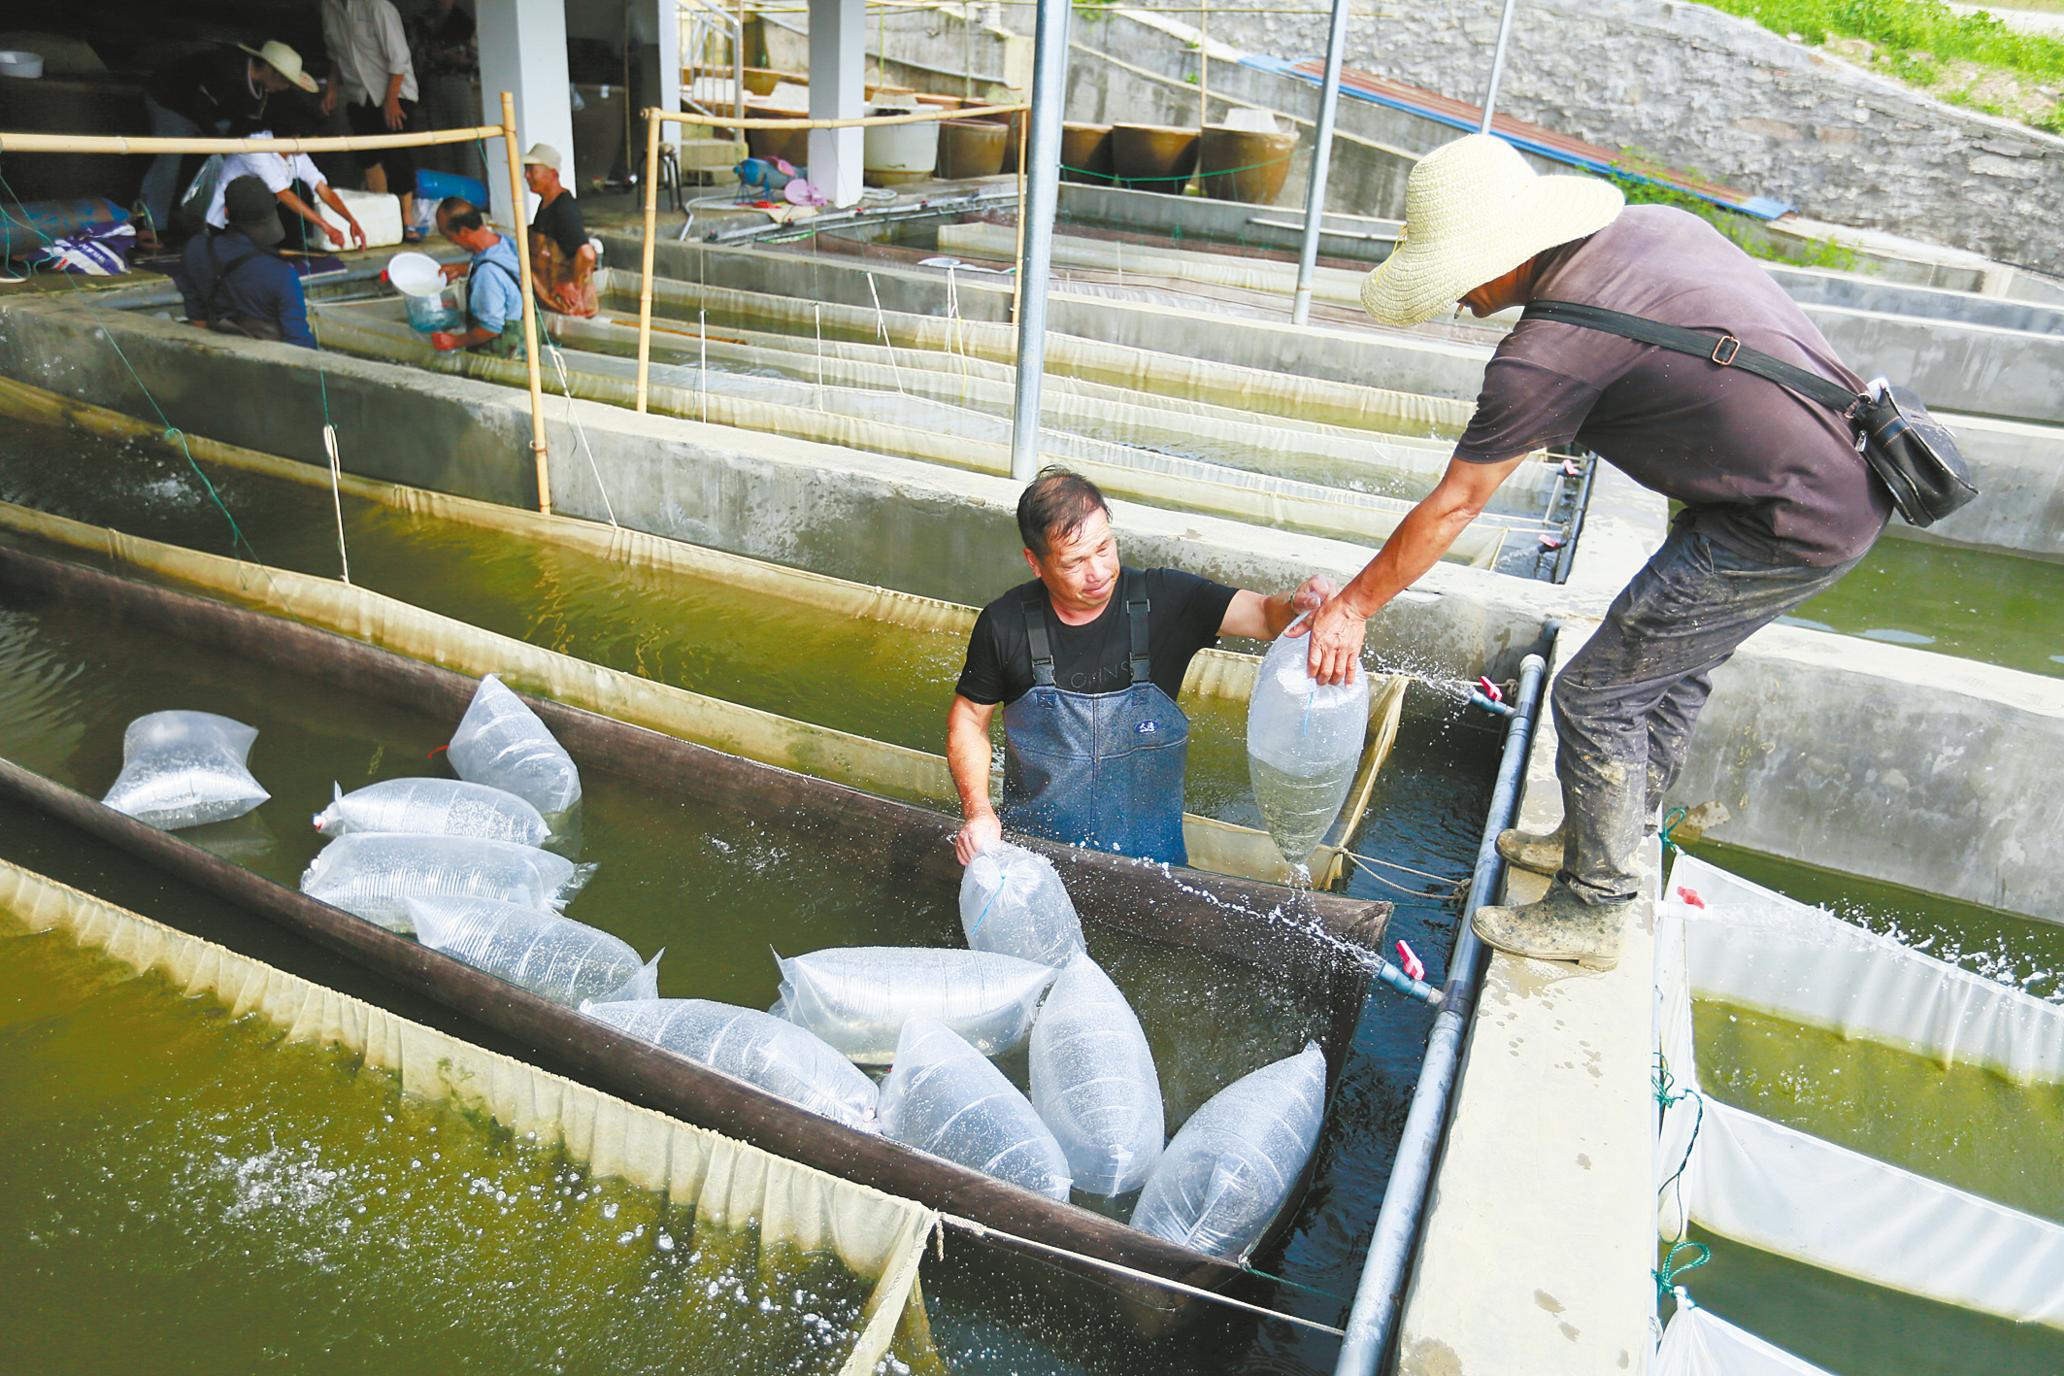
636, 109, 664, 416
1011, 109, 1029, 324
0, 126, 506, 156
498, 91, 551, 516
649, 101, 1023, 129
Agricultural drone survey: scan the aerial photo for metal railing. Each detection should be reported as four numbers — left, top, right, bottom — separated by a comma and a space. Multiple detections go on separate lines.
677, 0, 747, 125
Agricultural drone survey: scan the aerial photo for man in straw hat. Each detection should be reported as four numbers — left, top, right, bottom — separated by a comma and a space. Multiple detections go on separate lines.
142, 40, 320, 239
1297, 134, 1889, 972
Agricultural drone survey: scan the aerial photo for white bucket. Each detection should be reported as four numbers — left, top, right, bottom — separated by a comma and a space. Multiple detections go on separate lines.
386, 250, 444, 297
0, 51, 44, 80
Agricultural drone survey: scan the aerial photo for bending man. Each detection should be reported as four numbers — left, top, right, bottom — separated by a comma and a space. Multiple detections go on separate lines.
950, 467, 1330, 868
430, 198, 525, 356
1301, 135, 1889, 971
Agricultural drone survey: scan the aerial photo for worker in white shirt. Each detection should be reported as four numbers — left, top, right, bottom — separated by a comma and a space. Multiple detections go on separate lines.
319, 0, 422, 240
203, 132, 367, 252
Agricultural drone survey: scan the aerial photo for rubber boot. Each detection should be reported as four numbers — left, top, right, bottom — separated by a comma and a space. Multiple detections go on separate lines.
1495, 826, 1564, 876
1471, 880, 1642, 972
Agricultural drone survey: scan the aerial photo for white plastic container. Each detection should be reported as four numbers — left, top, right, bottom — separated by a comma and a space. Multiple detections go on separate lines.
446, 673, 582, 816
1130, 1041, 1327, 1258
1245, 622, 1369, 866
102, 710, 268, 830
879, 1018, 1072, 1200
300, 832, 593, 932
313, 778, 548, 846
403, 896, 657, 1008
862, 101, 939, 185
1029, 952, 1164, 1196
0, 51, 45, 81
958, 842, 1086, 969
579, 997, 879, 1131
776, 946, 1057, 1065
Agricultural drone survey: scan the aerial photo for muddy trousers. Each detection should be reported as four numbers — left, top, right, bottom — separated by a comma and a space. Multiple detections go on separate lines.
1554, 523, 1865, 902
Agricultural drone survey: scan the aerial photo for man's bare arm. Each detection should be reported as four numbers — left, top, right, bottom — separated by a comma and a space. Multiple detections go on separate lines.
946, 694, 1001, 865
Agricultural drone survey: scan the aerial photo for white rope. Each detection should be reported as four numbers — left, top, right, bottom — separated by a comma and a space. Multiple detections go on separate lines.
865, 270, 910, 397
546, 341, 620, 528
1337, 848, 1469, 889
699, 308, 709, 423
937, 1215, 1348, 1339
813, 302, 827, 412
320, 422, 351, 584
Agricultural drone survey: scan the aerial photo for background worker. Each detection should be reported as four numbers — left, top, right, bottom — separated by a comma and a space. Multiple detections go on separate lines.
949, 467, 1331, 868
521, 144, 597, 318
319, 0, 423, 241
202, 129, 366, 253
1298, 134, 1889, 972
141, 40, 319, 239
176, 175, 316, 349
430, 197, 524, 356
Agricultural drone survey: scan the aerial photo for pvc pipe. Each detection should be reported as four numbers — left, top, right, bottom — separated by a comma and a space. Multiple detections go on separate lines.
1008, 0, 1071, 483
1478, 0, 1520, 134
1368, 954, 1444, 1008
1290, 0, 1350, 327
636, 109, 664, 415
1333, 648, 1549, 1376
499, 90, 553, 517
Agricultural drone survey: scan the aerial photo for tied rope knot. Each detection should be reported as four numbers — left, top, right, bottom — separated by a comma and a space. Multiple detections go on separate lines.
1653, 1238, 1711, 1299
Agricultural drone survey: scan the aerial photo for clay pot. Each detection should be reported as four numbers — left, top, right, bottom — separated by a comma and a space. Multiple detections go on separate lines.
1197, 126, 1298, 205
974, 107, 1027, 170
938, 118, 1009, 180
1060, 122, 1116, 184
1111, 123, 1200, 191
742, 68, 799, 97
744, 102, 810, 168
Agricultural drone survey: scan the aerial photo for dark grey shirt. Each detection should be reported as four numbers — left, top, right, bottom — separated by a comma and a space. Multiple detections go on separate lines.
1456, 205, 1892, 565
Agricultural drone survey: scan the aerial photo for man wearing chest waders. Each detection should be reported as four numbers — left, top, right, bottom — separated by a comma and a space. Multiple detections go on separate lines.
1297, 134, 1890, 971
949, 468, 1334, 868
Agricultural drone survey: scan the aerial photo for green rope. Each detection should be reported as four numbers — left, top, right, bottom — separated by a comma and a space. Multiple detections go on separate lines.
0, 162, 259, 562
1652, 1051, 1708, 1301
1659, 805, 1689, 856
1239, 1262, 1350, 1306
1653, 1237, 1711, 1299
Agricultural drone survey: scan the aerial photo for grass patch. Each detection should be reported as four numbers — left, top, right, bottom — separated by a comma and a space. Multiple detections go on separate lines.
1704, 0, 2064, 81
1610, 151, 1860, 271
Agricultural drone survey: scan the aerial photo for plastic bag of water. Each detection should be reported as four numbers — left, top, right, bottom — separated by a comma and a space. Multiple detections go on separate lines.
102, 710, 269, 830
446, 674, 582, 816
776, 946, 1058, 1065
879, 1017, 1072, 1201
579, 997, 879, 1131
300, 833, 594, 932
314, 778, 549, 846
1246, 625, 1369, 866
1029, 952, 1164, 1195
402, 895, 657, 1007
959, 842, 1086, 969
1130, 1041, 1326, 1258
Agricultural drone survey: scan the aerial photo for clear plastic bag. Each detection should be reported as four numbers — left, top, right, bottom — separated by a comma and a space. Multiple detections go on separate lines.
1029, 952, 1164, 1196
879, 1017, 1072, 1201
579, 996, 879, 1131
1245, 624, 1368, 865
402, 895, 657, 1008
313, 778, 549, 846
776, 946, 1058, 1065
299, 833, 594, 933
1130, 1041, 1326, 1257
959, 842, 1086, 969
446, 673, 582, 816
102, 710, 269, 831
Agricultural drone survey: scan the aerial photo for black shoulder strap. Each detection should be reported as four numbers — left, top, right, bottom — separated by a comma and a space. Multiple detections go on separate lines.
1522, 298, 1862, 417
1123, 569, 1152, 687
204, 235, 262, 318
1021, 589, 1055, 687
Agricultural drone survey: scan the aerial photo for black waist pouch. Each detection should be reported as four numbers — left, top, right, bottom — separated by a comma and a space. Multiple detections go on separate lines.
1523, 299, 1978, 527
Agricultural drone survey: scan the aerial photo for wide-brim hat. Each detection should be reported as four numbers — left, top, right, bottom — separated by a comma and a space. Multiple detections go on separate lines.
238, 40, 319, 95
522, 143, 562, 171
1360, 134, 1624, 327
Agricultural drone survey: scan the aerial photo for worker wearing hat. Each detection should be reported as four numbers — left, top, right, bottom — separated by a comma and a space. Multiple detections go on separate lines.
142, 40, 319, 237
522, 143, 597, 318
176, 174, 316, 349
1297, 134, 1888, 972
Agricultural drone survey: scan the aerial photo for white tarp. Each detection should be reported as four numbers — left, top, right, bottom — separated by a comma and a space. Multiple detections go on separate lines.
1653, 1304, 1836, 1376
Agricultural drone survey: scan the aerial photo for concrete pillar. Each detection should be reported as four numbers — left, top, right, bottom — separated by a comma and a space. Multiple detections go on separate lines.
632, 0, 682, 121
476, 0, 577, 229
807, 0, 866, 208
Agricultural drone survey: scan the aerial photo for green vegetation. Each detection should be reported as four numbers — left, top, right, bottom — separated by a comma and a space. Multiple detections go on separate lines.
1608, 153, 1859, 271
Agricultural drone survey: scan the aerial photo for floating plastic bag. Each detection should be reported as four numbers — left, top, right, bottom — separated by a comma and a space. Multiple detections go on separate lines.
300, 833, 593, 933
102, 710, 269, 830
579, 997, 879, 1131
446, 674, 582, 816
313, 778, 549, 846
959, 842, 1087, 969
1030, 952, 1164, 1195
879, 1018, 1072, 1201
1246, 623, 1368, 865
1130, 1041, 1326, 1258
402, 896, 657, 1008
777, 946, 1058, 1065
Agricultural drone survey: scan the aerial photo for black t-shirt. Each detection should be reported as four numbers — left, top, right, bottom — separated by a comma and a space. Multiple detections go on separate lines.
955, 567, 1238, 707
149, 47, 272, 132
531, 191, 588, 258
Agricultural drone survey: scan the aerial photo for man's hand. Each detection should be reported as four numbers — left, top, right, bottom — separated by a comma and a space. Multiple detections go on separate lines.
383, 95, 405, 131
1291, 592, 1370, 686
553, 283, 581, 312
429, 330, 460, 352
440, 261, 467, 282
322, 221, 345, 247
345, 218, 367, 251
320, 81, 338, 117
1290, 574, 1335, 620
954, 809, 1002, 867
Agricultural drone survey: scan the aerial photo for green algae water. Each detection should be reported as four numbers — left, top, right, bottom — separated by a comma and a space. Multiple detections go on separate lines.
1674, 1227, 2064, 1376
0, 927, 894, 1375
1692, 1000, 2064, 1220
1778, 534, 2064, 677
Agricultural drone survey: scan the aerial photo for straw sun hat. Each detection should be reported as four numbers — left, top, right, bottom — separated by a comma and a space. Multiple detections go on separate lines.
237, 40, 320, 95
1360, 134, 1624, 327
